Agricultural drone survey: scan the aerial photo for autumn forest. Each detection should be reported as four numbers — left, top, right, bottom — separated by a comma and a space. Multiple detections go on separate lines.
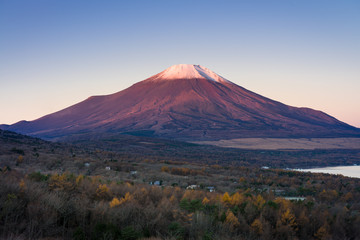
1, 130, 360, 240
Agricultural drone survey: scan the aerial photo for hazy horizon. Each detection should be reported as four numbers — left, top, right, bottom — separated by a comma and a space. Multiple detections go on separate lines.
1, 0, 359, 127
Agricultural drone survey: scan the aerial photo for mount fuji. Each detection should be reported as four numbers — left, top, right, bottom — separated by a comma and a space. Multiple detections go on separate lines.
1, 64, 359, 141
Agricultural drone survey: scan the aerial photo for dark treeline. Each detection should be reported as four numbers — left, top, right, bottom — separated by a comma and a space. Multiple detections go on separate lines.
1, 168, 360, 240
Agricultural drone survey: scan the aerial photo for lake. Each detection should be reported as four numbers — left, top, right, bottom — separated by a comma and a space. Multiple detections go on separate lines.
295, 165, 360, 178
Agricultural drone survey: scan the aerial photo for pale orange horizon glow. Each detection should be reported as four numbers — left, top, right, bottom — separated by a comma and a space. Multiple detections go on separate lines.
1, 1, 359, 129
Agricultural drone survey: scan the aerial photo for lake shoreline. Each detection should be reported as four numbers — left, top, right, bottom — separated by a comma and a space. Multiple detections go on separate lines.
292, 165, 360, 178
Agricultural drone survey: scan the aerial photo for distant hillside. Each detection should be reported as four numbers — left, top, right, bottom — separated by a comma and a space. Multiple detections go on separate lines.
1, 130, 360, 171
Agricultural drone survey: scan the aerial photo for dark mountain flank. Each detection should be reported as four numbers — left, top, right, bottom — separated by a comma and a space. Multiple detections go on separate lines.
2, 64, 359, 140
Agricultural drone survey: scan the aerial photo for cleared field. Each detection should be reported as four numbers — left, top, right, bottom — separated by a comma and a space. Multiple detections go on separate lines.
193, 138, 360, 150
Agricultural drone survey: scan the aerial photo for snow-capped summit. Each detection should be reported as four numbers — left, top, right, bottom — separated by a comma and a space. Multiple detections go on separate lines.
154, 64, 229, 83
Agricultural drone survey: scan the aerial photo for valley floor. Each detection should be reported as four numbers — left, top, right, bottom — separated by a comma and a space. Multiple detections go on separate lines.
193, 137, 360, 150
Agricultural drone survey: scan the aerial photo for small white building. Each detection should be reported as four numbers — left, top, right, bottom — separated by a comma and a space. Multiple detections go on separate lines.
186, 185, 199, 190
284, 197, 306, 201
105, 166, 111, 171
150, 180, 161, 186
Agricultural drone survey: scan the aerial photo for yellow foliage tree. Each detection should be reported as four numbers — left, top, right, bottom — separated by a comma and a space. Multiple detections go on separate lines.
96, 184, 109, 198
254, 195, 266, 209
182, 190, 193, 200
123, 192, 132, 202
222, 192, 231, 204
202, 197, 210, 205
314, 223, 330, 240
170, 195, 177, 203
161, 166, 170, 173
230, 192, 244, 206
141, 187, 147, 194
118, 192, 133, 205
109, 197, 121, 208
275, 197, 291, 210
49, 173, 74, 191
76, 174, 84, 185
251, 218, 263, 235
225, 210, 240, 229
281, 208, 297, 230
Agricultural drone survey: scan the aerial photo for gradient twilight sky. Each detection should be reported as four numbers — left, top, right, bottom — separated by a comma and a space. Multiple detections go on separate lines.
1, 0, 360, 127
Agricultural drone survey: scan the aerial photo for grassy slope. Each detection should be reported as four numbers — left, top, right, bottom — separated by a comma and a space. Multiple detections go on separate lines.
194, 137, 360, 150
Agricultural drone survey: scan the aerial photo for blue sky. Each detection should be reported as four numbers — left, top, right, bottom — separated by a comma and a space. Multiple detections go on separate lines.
1, 0, 360, 127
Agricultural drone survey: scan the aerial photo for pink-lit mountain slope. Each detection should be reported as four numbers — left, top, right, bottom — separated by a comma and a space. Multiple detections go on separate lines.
2, 64, 359, 140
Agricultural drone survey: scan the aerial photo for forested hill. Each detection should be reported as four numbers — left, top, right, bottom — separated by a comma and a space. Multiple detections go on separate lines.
1, 131, 360, 239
